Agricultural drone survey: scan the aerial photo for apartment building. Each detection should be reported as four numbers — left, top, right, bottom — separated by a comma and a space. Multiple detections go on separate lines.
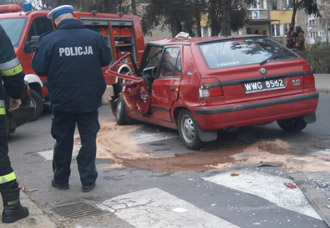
131, 0, 315, 46
306, 0, 329, 44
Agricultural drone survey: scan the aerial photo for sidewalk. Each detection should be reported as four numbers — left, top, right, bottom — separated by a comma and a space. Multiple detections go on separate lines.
0, 191, 57, 228
314, 73, 330, 94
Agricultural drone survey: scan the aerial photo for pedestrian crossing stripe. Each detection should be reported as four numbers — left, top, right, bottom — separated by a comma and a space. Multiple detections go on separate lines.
38, 148, 79, 161
97, 188, 239, 228
203, 170, 322, 220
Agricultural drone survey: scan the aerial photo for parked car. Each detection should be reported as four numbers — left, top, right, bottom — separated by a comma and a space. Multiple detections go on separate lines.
107, 33, 319, 150
4, 82, 36, 138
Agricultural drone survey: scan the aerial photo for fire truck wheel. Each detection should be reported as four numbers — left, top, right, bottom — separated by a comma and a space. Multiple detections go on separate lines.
5, 115, 13, 139
30, 89, 43, 120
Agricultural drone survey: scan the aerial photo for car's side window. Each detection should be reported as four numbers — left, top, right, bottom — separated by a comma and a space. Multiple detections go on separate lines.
26, 17, 53, 43
145, 46, 163, 69
159, 47, 181, 77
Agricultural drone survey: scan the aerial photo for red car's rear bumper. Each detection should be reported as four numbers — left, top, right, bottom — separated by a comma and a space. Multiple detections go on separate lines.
193, 93, 319, 130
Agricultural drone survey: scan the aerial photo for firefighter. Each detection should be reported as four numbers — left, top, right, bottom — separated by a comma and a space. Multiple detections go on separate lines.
32, 5, 111, 192
0, 24, 29, 223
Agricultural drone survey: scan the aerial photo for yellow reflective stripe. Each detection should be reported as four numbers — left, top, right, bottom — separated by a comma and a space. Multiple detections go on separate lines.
1, 64, 23, 76
0, 100, 5, 115
0, 108, 5, 115
0, 172, 16, 184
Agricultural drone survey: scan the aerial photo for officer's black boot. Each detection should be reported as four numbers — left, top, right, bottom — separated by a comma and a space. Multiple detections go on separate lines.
1, 188, 29, 223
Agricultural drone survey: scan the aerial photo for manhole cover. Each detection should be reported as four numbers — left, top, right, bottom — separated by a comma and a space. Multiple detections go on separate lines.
52, 202, 109, 219
313, 137, 330, 150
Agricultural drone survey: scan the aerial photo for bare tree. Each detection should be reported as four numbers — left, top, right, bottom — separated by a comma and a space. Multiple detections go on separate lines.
221, 0, 231, 36
291, 0, 321, 27
208, 0, 253, 36
319, 0, 330, 43
131, 0, 137, 15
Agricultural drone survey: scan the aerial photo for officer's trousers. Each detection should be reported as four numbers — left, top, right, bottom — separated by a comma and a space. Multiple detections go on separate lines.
51, 110, 99, 185
0, 117, 18, 190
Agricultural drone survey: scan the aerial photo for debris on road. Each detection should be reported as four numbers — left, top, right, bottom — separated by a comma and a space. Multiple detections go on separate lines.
257, 161, 283, 167
284, 182, 297, 189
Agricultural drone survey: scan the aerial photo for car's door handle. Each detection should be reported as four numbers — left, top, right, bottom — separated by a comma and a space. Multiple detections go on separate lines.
170, 87, 175, 92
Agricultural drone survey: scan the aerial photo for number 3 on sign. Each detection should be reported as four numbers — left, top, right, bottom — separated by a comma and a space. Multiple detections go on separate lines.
252, 11, 260, 19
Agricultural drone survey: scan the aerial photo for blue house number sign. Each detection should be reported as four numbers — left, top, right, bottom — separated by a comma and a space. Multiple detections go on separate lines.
252, 11, 260, 19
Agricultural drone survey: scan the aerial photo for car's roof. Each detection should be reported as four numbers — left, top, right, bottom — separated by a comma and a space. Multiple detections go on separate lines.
148, 35, 266, 46
0, 10, 49, 18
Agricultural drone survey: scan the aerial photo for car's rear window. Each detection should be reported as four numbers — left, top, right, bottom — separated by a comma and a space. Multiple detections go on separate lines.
198, 37, 298, 69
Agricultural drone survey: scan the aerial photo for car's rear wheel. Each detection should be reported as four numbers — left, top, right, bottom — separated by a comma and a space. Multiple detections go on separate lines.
116, 94, 133, 125
30, 89, 43, 120
178, 109, 202, 150
277, 116, 307, 133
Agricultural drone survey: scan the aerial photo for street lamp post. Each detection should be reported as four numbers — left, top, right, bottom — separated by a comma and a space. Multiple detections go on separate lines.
267, 0, 272, 37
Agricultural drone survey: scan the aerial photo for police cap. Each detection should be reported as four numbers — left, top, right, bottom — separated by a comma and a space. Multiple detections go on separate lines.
47, 5, 74, 20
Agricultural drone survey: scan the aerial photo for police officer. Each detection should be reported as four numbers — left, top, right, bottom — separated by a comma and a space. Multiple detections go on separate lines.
32, 5, 111, 192
0, 24, 29, 223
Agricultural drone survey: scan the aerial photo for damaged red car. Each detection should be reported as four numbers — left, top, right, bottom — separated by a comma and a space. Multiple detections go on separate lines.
107, 33, 318, 150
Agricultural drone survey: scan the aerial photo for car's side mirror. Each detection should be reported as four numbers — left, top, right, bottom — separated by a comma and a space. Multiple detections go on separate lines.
24, 35, 40, 53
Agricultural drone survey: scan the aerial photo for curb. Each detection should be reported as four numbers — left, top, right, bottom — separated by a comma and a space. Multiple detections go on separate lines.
0, 191, 57, 228
317, 89, 330, 94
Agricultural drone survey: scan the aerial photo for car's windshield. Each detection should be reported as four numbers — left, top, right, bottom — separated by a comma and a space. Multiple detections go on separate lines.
199, 37, 298, 69
0, 18, 27, 47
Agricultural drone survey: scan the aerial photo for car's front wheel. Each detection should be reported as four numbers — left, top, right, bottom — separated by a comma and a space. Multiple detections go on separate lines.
277, 116, 307, 133
115, 94, 133, 125
177, 109, 202, 150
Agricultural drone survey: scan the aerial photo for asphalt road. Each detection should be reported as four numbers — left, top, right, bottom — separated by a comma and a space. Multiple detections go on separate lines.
3, 93, 330, 228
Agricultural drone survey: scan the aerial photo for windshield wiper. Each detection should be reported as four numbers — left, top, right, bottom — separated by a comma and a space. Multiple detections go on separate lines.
260, 53, 287, 65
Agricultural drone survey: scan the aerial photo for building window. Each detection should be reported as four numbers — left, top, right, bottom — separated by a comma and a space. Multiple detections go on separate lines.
309, 19, 316, 26
282, 0, 293, 10
270, 0, 279, 10
250, 0, 264, 9
271, 24, 281, 37
284, 23, 290, 36
310, 32, 317, 38
201, 27, 210, 37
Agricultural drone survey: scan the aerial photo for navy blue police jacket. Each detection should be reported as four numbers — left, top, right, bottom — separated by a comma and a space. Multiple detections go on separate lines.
32, 19, 111, 112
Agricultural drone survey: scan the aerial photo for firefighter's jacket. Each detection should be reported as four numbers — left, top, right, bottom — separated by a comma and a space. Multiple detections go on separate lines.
32, 19, 111, 112
0, 24, 25, 116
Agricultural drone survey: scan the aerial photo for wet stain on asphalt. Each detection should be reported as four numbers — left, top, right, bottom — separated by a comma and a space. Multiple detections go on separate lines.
74, 118, 330, 173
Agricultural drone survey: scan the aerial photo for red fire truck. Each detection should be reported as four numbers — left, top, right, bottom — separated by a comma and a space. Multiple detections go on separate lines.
0, 3, 145, 118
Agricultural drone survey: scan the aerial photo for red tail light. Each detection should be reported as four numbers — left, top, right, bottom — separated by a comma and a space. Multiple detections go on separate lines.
199, 78, 223, 98
303, 65, 311, 72
302, 65, 315, 91
303, 65, 314, 85
303, 75, 315, 85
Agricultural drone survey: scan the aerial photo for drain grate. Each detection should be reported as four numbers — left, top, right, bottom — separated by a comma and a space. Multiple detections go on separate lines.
52, 202, 109, 219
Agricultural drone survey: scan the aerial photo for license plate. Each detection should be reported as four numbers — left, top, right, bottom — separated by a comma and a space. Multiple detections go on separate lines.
243, 78, 286, 94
